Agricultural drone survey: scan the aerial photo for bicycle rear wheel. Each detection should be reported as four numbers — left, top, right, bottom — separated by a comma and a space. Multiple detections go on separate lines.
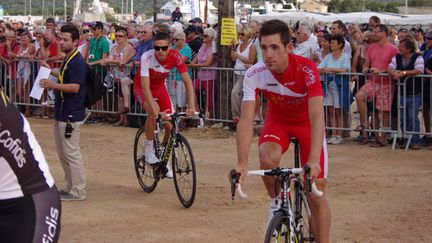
264, 211, 297, 243
172, 133, 196, 208
133, 127, 159, 193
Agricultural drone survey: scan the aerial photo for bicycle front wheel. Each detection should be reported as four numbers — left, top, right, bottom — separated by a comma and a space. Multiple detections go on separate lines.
264, 211, 297, 243
172, 133, 196, 208
294, 186, 313, 243
133, 127, 158, 193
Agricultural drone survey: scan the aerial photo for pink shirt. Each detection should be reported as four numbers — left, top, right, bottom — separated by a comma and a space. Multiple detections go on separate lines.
366, 42, 398, 84
196, 43, 216, 81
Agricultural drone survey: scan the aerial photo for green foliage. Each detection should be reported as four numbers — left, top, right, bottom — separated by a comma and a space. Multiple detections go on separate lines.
1, 0, 168, 17
409, 0, 432, 6
328, 0, 404, 13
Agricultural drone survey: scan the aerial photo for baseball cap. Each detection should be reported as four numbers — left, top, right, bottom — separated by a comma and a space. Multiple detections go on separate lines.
192, 17, 203, 24
94, 21, 104, 29
184, 25, 198, 34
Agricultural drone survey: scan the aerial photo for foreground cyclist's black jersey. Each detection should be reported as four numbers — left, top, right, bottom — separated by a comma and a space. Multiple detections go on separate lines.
0, 91, 55, 200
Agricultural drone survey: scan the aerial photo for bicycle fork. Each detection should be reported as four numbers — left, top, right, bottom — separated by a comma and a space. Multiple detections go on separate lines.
278, 175, 298, 243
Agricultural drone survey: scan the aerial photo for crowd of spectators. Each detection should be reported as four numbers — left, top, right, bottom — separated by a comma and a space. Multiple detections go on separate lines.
0, 13, 432, 150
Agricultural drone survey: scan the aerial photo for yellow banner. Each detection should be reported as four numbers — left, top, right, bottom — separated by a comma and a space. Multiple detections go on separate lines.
220, 18, 238, 46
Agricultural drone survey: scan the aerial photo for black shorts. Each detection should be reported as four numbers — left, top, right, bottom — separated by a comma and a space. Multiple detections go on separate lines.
0, 186, 61, 243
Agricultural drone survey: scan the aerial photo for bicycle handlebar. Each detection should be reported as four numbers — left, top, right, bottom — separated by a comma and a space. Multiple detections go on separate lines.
230, 166, 324, 200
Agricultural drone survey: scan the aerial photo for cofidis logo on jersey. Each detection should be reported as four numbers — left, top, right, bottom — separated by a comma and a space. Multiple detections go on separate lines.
43, 207, 60, 243
0, 130, 27, 168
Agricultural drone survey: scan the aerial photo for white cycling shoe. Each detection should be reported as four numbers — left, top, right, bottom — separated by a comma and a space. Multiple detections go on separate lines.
268, 197, 280, 226
144, 148, 159, 165
165, 163, 173, 178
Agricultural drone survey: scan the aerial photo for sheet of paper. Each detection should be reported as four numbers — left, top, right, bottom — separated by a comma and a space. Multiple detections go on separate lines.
30, 66, 51, 100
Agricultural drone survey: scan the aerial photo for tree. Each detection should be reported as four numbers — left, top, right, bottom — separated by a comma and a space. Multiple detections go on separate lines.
328, 0, 362, 13
385, 2, 400, 13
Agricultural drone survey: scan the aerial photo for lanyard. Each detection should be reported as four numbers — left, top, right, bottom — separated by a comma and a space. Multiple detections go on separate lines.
59, 50, 78, 99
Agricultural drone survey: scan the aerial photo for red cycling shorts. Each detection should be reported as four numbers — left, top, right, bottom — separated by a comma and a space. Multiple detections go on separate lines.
258, 118, 328, 179
133, 85, 173, 114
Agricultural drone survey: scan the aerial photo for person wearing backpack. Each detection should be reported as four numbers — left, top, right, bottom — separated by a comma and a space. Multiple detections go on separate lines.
39, 24, 87, 201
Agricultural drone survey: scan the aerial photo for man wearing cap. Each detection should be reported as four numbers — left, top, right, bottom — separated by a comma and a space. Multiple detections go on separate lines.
420, 32, 432, 63
87, 21, 109, 73
192, 17, 203, 27
185, 25, 202, 59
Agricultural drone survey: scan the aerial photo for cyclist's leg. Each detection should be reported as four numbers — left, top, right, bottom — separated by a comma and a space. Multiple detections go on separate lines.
143, 100, 160, 140
295, 125, 330, 243
157, 86, 174, 143
258, 121, 289, 198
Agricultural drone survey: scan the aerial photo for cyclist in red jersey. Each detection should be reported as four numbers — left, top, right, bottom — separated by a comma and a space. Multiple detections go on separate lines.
134, 32, 195, 170
235, 20, 331, 242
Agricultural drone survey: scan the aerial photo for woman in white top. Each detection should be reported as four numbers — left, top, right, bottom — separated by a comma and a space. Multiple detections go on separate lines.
230, 26, 256, 122
100, 27, 136, 126
318, 34, 351, 145
12, 31, 35, 116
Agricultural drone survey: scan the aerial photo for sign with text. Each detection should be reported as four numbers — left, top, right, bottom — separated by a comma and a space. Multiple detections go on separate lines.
220, 18, 238, 46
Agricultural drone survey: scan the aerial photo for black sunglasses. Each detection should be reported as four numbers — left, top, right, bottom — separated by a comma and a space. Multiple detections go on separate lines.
137, 31, 148, 34
115, 35, 125, 38
238, 33, 244, 36
203, 35, 209, 38
173, 38, 182, 41
154, 45, 169, 51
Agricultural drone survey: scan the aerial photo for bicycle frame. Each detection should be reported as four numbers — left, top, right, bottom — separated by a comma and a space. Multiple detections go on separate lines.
275, 172, 298, 242
154, 114, 182, 167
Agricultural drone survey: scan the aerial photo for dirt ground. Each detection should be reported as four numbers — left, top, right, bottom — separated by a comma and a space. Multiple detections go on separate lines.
28, 117, 432, 243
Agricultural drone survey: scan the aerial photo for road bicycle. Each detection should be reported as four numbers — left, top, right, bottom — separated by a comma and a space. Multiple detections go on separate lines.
133, 112, 203, 208
230, 138, 323, 243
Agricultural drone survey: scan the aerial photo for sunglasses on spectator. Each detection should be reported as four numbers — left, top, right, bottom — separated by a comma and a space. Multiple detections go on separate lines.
83, 30, 90, 34
203, 35, 210, 38
173, 38, 182, 41
115, 35, 125, 38
137, 31, 148, 34
154, 45, 169, 51
364, 39, 369, 43
427, 38, 432, 40
238, 33, 244, 36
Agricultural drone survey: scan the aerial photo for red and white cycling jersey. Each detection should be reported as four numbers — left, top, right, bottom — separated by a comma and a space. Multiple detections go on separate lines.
139, 49, 187, 89
134, 49, 188, 113
244, 54, 328, 178
243, 53, 323, 123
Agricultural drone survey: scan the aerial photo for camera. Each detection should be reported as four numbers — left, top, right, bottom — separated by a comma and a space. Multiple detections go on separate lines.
65, 115, 74, 138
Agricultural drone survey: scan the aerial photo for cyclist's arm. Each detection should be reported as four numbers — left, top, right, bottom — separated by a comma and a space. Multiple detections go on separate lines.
236, 100, 255, 183
180, 71, 195, 112
307, 96, 325, 179
141, 76, 158, 117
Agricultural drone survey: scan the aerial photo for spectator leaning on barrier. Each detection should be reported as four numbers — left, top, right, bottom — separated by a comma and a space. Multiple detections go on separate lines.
388, 37, 424, 150
172, 31, 193, 112
230, 26, 257, 123
189, 28, 218, 117
39, 24, 87, 201
100, 27, 136, 127
355, 24, 399, 147
14, 31, 36, 117
318, 34, 351, 145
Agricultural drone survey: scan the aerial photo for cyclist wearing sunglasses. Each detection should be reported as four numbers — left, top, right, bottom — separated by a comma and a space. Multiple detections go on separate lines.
133, 32, 195, 165
235, 20, 330, 242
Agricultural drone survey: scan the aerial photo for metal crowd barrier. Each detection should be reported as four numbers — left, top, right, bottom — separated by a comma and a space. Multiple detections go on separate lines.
2, 59, 431, 150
